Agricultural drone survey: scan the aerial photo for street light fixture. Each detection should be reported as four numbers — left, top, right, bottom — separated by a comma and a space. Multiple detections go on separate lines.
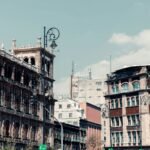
42, 26, 60, 146
31, 98, 63, 150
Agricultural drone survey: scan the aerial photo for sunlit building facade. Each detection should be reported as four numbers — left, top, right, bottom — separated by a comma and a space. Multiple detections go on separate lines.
105, 65, 150, 149
0, 41, 55, 149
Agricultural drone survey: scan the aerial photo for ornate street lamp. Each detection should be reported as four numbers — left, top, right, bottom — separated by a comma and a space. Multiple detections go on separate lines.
43, 26, 60, 50
42, 26, 61, 148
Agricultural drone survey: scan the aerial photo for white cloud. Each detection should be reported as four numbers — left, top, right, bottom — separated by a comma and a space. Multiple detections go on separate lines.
54, 30, 150, 96
109, 29, 150, 47
109, 33, 132, 44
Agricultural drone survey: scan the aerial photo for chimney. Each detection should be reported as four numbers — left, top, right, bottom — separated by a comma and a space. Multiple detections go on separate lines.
12, 39, 16, 48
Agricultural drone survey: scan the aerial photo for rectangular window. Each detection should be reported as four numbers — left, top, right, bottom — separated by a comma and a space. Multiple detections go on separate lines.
69, 113, 72, 118
136, 96, 139, 105
120, 98, 122, 108
116, 132, 120, 144
132, 115, 136, 126
120, 117, 123, 126
137, 131, 141, 144
115, 99, 118, 108
116, 117, 119, 126
111, 133, 115, 144
127, 116, 131, 126
127, 97, 130, 107
120, 132, 123, 144
111, 100, 114, 109
132, 131, 136, 144
59, 104, 62, 109
67, 104, 71, 108
58, 113, 62, 119
111, 118, 115, 127
128, 132, 131, 143
131, 97, 135, 106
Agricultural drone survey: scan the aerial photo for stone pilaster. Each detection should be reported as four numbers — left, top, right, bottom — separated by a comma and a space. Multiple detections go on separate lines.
1, 62, 5, 77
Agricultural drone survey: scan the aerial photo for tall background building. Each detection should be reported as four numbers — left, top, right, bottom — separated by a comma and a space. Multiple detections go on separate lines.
71, 72, 106, 106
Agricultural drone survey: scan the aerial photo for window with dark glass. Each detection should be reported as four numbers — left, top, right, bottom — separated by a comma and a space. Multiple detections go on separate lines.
67, 104, 71, 108
121, 83, 128, 92
112, 84, 119, 93
131, 97, 135, 106
115, 99, 118, 108
128, 132, 131, 143
132, 81, 140, 90
127, 97, 130, 107
120, 98, 122, 108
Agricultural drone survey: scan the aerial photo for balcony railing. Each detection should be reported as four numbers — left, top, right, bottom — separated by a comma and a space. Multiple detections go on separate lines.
0, 106, 40, 121
0, 50, 39, 73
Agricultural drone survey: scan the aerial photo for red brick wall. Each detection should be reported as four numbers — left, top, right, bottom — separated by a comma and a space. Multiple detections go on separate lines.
86, 104, 101, 124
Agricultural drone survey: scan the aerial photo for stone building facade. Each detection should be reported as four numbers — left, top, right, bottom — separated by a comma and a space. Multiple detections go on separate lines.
105, 65, 150, 149
0, 44, 55, 149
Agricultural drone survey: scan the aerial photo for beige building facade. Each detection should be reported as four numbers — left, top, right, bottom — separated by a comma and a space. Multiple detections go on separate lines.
105, 65, 150, 149
71, 75, 106, 105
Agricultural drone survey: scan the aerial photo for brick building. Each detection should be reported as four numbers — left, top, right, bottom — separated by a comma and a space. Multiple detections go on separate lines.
80, 102, 101, 150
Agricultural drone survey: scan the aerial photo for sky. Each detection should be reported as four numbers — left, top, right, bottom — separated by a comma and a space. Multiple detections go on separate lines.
0, 0, 150, 95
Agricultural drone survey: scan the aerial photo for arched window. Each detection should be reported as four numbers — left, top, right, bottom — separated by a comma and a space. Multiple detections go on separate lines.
132, 81, 140, 90
121, 83, 128, 92
24, 57, 28, 63
13, 122, 20, 138
112, 84, 119, 94
4, 120, 10, 137
22, 124, 28, 139
31, 57, 35, 66
31, 126, 36, 141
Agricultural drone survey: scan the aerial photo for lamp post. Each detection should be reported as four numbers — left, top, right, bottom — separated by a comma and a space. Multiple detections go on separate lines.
51, 114, 63, 150
31, 98, 63, 150
42, 26, 60, 145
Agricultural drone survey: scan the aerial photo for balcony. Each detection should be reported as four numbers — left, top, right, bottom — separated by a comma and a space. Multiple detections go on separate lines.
0, 106, 40, 121
105, 88, 146, 97
0, 50, 38, 73
110, 108, 122, 117
126, 106, 139, 115
126, 125, 140, 130
110, 127, 123, 131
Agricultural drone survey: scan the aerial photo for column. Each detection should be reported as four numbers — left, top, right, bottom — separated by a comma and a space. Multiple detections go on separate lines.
11, 121, 15, 138
11, 66, 15, 80
128, 78, 132, 92
21, 70, 24, 84
9, 121, 12, 138
1, 120, 4, 136
1, 62, 5, 77
28, 125, 31, 140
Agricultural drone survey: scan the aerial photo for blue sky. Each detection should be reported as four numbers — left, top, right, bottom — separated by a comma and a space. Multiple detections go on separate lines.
0, 0, 150, 81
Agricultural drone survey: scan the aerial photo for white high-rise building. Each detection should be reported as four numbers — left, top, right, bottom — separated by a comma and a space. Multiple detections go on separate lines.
71, 75, 106, 105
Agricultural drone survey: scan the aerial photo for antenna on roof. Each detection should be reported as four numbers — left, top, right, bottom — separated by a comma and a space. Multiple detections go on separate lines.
70, 61, 75, 99
88, 68, 92, 80
110, 55, 112, 74
1, 43, 4, 50
72, 61, 75, 76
